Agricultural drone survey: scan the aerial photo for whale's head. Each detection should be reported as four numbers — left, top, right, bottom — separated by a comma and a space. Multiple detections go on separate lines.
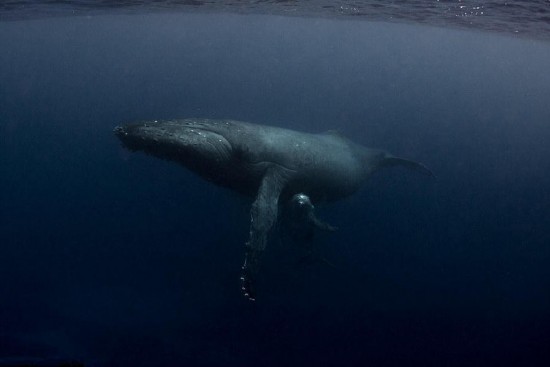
115, 119, 233, 161
114, 119, 261, 191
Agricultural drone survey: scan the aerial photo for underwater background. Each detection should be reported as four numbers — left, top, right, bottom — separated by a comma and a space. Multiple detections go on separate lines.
1, 2, 550, 366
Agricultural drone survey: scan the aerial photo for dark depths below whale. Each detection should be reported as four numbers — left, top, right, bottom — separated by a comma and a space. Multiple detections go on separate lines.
114, 118, 433, 300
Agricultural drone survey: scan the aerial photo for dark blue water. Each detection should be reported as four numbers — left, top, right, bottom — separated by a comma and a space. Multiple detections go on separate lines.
1, 11, 550, 367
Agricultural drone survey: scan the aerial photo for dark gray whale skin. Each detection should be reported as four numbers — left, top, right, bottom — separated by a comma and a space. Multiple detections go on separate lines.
114, 118, 433, 300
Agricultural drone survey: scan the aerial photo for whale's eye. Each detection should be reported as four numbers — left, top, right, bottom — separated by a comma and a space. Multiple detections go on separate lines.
234, 145, 257, 163
233, 146, 246, 160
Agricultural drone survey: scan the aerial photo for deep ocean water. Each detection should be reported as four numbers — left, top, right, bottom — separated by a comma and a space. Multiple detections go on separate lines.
1, 9, 550, 367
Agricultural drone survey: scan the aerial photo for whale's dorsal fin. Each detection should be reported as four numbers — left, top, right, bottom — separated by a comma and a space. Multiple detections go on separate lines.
323, 129, 342, 135
321, 130, 352, 144
241, 165, 292, 301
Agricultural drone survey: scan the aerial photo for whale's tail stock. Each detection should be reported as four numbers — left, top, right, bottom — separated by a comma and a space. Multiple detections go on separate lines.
382, 156, 435, 178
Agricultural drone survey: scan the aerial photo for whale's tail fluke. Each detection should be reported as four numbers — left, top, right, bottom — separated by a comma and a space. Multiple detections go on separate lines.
382, 156, 435, 178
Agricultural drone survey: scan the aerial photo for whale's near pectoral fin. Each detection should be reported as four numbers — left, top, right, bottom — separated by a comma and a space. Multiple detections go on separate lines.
382, 156, 435, 178
241, 166, 291, 301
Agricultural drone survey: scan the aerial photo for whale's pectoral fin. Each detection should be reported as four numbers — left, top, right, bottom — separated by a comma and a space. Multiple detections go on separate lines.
307, 211, 338, 232
241, 166, 290, 301
382, 156, 435, 178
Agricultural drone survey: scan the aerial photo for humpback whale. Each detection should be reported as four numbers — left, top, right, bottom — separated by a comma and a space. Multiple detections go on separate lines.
114, 118, 433, 300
